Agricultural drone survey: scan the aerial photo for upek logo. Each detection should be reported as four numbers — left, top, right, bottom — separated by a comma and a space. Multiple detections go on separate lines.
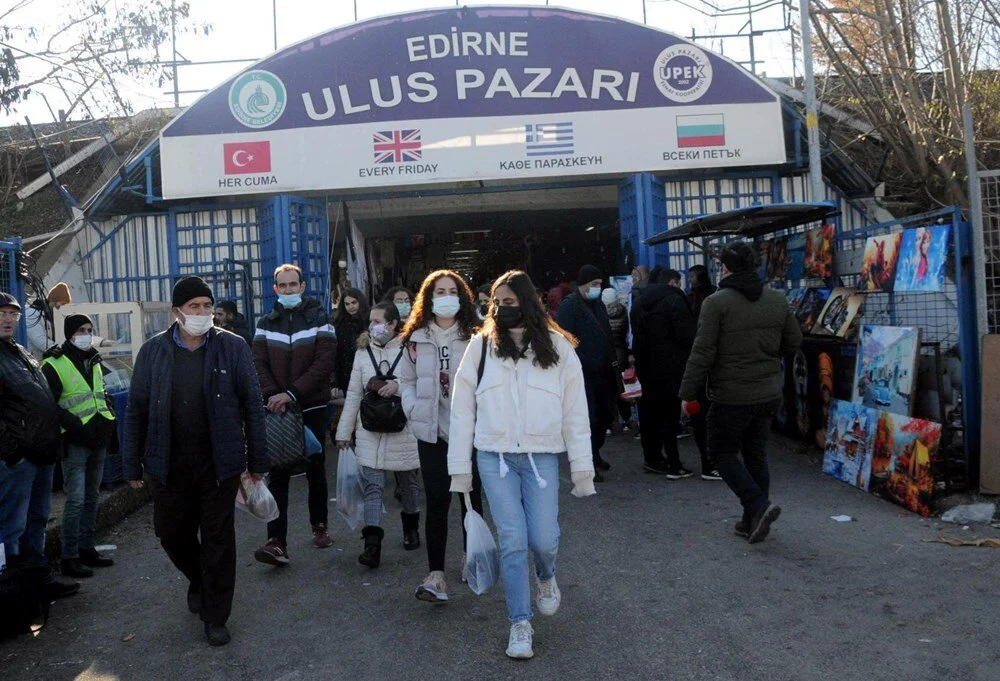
653, 44, 713, 103
228, 70, 287, 129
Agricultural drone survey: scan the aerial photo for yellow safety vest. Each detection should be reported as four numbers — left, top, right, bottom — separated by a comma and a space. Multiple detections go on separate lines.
41, 354, 115, 431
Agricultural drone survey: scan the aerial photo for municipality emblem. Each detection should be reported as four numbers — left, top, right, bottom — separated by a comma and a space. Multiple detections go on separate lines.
229, 70, 287, 129
653, 45, 713, 103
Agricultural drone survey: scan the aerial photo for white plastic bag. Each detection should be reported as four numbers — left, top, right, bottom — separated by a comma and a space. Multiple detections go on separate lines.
462, 493, 500, 595
235, 473, 280, 522
336, 448, 364, 530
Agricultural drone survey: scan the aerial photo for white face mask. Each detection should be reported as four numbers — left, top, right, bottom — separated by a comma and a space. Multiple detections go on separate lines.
71, 335, 93, 351
432, 295, 461, 319
179, 313, 214, 337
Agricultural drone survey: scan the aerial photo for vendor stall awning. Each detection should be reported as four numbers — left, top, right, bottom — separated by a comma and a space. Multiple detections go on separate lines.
645, 201, 840, 245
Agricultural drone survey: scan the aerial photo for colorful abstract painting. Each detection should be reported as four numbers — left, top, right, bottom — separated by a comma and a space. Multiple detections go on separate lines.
894, 226, 950, 292
804, 224, 835, 278
870, 411, 942, 517
859, 233, 903, 292
786, 288, 808, 315
766, 236, 790, 280
823, 399, 878, 491
852, 325, 921, 415
794, 288, 831, 334
811, 287, 864, 338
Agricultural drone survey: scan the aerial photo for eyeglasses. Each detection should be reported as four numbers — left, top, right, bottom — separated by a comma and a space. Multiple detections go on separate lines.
0, 310, 22, 320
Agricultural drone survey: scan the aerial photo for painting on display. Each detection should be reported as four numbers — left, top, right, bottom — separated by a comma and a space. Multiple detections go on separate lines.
852, 325, 921, 415
777, 339, 856, 446
894, 226, 950, 293
858, 233, 903, 292
757, 241, 771, 280
804, 224, 835, 278
811, 287, 864, 338
766, 236, 790, 280
870, 411, 942, 517
822, 400, 877, 491
794, 288, 831, 334
785, 233, 806, 281
786, 288, 808, 315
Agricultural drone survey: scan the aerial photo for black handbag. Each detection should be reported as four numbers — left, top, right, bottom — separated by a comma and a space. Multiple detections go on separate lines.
264, 402, 308, 470
359, 346, 407, 433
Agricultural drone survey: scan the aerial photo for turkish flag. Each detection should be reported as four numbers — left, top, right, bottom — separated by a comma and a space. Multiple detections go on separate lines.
223, 141, 271, 174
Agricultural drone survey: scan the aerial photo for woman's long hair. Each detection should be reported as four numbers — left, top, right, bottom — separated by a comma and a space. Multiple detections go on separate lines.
380, 286, 414, 304
481, 270, 577, 370
402, 269, 479, 342
334, 287, 370, 323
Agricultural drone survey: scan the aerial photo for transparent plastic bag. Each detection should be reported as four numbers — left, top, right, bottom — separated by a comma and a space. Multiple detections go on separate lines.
304, 426, 323, 457
235, 473, 280, 522
336, 448, 364, 530
462, 493, 500, 595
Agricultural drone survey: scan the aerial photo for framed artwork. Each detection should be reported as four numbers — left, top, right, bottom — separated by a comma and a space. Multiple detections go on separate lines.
852, 325, 921, 415
870, 411, 942, 517
804, 224, 835, 278
822, 399, 878, 491
811, 287, 864, 338
859, 233, 903, 292
894, 226, 950, 293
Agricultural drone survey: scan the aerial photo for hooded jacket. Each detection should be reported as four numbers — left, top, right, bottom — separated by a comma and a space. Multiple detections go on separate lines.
679, 270, 802, 405
335, 333, 419, 472
398, 324, 471, 444
554, 292, 614, 376
630, 283, 696, 396
0, 337, 61, 466
253, 296, 336, 410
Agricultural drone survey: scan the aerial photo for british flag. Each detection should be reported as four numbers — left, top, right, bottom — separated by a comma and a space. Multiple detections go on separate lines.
373, 129, 422, 164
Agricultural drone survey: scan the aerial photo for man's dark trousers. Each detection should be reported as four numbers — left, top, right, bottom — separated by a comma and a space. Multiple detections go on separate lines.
638, 388, 682, 466
266, 406, 329, 541
706, 399, 780, 519
152, 449, 239, 627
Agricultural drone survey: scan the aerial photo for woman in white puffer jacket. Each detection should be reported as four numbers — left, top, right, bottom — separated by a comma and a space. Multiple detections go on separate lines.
336, 301, 421, 569
448, 270, 596, 661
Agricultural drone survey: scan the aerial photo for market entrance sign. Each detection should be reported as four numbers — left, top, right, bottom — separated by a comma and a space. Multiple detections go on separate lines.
160, 6, 786, 199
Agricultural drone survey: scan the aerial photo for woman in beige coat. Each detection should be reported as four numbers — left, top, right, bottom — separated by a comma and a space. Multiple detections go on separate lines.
336, 301, 421, 569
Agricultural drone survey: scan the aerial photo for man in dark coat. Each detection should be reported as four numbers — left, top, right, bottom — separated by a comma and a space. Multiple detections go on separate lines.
252, 263, 337, 564
214, 300, 253, 345
555, 264, 616, 480
679, 244, 802, 544
688, 264, 718, 319
630, 268, 697, 477
687, 263, 721, 481
0, 292, 79, 599
124, 276, 268, 646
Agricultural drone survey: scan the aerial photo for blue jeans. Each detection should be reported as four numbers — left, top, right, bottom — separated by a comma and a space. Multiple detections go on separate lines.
477, 451, 560, 624
61, 445, 107, 559
0, 458, 35, 556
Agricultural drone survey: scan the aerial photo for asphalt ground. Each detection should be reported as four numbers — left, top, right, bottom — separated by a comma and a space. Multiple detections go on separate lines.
3, 432, 999, 681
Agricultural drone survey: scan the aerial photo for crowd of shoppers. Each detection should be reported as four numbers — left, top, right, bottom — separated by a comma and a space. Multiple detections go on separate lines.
1, 242, 801, 658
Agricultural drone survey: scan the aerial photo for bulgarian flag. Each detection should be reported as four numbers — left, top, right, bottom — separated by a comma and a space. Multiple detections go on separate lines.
676, 114, 726, 148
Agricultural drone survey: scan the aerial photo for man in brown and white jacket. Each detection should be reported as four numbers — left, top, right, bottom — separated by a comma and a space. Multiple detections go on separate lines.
252, 263, 336, 566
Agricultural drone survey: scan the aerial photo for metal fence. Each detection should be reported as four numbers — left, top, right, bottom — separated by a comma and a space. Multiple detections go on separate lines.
0, 238, 26, 344
978, 169, 1000, 335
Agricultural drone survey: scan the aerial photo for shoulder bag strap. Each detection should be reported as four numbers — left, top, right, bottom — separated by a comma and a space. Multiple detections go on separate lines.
476, 335, 488, 387
387, 346, 405, 376
366, 346, 382, 377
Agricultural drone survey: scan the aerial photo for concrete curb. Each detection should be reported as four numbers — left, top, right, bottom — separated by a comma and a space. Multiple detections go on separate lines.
44, 485, 150, 560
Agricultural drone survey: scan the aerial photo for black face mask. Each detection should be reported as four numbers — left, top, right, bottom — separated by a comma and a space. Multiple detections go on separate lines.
478, 303, 489, 316
495, 306, 523, 330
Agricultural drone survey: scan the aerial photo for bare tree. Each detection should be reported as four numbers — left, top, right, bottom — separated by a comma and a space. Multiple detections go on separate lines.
810, 0, 1000, 209
0, 0, 210, 119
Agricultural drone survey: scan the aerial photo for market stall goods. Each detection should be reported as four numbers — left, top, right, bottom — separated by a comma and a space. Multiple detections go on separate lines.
851, 325, 920, 415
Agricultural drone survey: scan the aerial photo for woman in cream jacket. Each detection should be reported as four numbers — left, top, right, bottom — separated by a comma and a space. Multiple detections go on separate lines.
448, 270, 596, 660
336, 301, 421, 569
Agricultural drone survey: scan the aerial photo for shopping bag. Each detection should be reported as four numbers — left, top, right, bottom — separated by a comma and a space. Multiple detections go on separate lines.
336, 448, 364, 530
264, 405, 307, 470
462, 493, 500, 595
235, 473, 280, 522
304, 426, 323, 457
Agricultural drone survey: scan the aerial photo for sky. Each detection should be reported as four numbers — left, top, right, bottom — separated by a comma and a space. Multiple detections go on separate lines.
1, 0, 799, 127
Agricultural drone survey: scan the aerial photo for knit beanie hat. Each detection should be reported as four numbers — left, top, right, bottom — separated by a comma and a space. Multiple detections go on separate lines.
172, 276, 214, 307
64, 314, 92, 339
47, 282, 72, 306
578, 264, 602, 285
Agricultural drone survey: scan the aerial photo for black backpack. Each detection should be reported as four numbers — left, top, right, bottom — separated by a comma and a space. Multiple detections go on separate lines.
0, 556, 50, 640
359, 346, 407, 433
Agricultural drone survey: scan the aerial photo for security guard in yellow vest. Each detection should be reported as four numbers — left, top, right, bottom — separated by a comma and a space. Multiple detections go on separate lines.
40, 314, 117, 579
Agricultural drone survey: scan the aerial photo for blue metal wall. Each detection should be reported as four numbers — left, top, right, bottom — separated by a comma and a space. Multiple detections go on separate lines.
0, 238, 27, 344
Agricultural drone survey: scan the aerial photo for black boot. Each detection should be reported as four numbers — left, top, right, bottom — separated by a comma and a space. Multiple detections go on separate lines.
79, 547, 114, 568
358, 526, 384, 568
61, 558, 94, 579
401, 512, 421, 551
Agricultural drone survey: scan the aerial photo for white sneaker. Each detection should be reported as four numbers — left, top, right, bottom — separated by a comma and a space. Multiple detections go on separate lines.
536, 576, 561, 616
415, 571, 449, 603
506, 621, 534, 659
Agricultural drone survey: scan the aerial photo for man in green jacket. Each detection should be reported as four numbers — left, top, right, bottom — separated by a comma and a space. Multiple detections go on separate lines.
679, 243, 802, 544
